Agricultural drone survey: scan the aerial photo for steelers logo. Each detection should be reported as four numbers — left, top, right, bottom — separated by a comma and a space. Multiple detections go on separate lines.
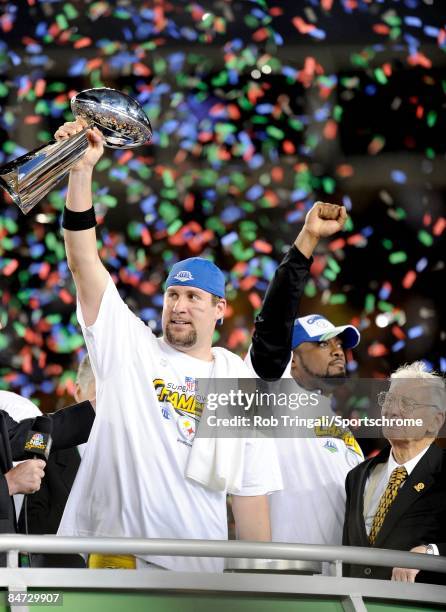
177, 416, 196, 442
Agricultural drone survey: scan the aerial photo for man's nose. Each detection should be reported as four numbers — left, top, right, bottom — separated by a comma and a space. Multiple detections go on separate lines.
172, 295, 187, 312
330, 342, 344, 358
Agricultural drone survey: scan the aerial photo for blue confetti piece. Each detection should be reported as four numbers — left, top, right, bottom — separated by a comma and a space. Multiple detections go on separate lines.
391, 341, 405, 352
408, 325, 423, 339
416, 257, 428, 272
391, 170, 407, 184
308, 28, 326, 40
342, 195, 353, 210
221, 232, 238, 247
404, 16, 422, 27
246, 185, 264, 201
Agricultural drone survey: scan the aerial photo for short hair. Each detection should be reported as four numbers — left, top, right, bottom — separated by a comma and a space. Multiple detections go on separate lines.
391, 361, 446, 413
76, 354, 95, 395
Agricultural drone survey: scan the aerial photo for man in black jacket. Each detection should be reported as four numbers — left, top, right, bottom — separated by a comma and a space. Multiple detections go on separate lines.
246, 202, 363, 551
0, 401, 94, 542
18, 357, 96, 567
343, 361, 446, 584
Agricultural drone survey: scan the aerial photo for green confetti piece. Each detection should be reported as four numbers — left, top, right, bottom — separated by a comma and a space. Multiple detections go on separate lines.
63, 3, 78, 19
329, 294, 347, 305
382, 239, 393, 250
374, 68, 387, 85
159, 202, 179, 224
46, 314, 62, 324
418, 230, 433, 247
389, 251, 407, 264
3, 141, 16, 155
378, 301, 394, 312
365, 294, 375, 313
13, 322, 26, 337
426, 147, 436, 159
327, 257, 341, 274
0, 83, 8, 97
324, 269, 337, 281
427, 111, 437, 127
288, 118, 304, 131
0, 336, 8, 350
101, 195, 117, 207
167, 220, 183, 235
56, 14, 69, 29
344, 216, 355, 232
304, 279, 317, 298
266, 126, 285, 140
322, 177, 336, 194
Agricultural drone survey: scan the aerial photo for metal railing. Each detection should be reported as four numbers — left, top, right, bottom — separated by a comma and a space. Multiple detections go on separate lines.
0, 534, 444, 575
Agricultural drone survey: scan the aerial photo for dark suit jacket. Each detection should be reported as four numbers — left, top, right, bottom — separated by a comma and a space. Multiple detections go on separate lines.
343, 443, 446, 583
18, 447, 85, 567
0, 401, 94, 536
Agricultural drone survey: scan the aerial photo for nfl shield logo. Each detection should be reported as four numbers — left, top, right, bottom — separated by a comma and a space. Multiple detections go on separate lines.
185, 376, 197, 392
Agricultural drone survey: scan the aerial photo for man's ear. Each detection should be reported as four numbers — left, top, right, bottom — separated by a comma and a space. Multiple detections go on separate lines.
216, 298, 226, 323
74, 382, 81, 403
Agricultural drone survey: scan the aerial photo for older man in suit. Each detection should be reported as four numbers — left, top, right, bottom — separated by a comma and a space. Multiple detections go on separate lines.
343, 361, 446, 584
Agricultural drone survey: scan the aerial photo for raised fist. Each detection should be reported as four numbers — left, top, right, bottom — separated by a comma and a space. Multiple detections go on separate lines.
303, 201, 348, 239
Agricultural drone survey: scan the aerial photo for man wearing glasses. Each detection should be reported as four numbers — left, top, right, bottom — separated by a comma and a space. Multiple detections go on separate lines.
343, 361, 446, 583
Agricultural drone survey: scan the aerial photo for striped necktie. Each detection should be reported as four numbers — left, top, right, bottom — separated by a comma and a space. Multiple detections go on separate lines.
369, 465, 407, 545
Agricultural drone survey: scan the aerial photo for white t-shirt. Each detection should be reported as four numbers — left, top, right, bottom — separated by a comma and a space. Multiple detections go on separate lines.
244, 350, 363, 546
58, 277, 278, 572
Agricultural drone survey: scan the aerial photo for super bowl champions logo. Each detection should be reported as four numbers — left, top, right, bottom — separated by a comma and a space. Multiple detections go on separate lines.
153, 378, 204, 446
25, 432, 46, 451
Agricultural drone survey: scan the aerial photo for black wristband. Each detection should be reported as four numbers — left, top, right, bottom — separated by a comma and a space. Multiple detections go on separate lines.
62, 206, 96, 231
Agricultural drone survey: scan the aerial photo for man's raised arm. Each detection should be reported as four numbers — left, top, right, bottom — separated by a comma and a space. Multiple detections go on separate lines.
55, 118, 109, 326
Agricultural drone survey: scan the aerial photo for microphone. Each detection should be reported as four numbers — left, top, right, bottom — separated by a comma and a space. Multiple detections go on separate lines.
23, 416, 53, 462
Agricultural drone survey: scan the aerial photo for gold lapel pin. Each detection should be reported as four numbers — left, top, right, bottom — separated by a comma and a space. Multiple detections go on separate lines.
414, 482, 425, 492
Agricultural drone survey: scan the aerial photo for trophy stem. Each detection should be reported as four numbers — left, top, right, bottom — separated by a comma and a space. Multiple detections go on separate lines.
0, 129, 90, 215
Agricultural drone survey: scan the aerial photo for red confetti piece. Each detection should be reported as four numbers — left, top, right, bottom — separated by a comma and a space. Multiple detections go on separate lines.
141, 227, 152, 246
336, 164, 354, 177
392, 325, 406, 340
270, 167, 283, 183
322, 0, 334, 10
373, 24, 390, 35
118, 150, 133, 165
254, 240, 272, 254
292, 17, 315, 35
134, 63, 152, 77
24, 116, 41, 125
249, 292, 262, 309
2, 260, 19, 276
34, 78, 46, 97
282, 139, 295, 154
74, 37, 92, 49
59, 289, 74, 304
310, 255, 326, 277
368, 343, 388, 357
402, 270, 417, 289
347, 234, 367, 246
329, 238, 346, 251
269, 7, 283, 16
433, 218, 445, 236
240, 277, 258, 291
323, 119, 337, 140
252, 27, 270, 42
408, 52, 432, 69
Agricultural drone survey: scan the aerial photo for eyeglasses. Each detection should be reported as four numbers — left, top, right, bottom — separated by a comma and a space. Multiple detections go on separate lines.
377, 391, 439, 417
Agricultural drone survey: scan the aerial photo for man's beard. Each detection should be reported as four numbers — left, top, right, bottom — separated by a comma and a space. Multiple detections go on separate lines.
296, 353, 347, 389
165, 324, 197, 348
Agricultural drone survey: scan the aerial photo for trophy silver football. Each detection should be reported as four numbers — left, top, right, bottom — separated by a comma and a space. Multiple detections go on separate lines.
0, 88, 153, 214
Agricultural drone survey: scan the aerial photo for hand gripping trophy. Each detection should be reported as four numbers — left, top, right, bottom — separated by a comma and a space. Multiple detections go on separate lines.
0, 88, 152, 214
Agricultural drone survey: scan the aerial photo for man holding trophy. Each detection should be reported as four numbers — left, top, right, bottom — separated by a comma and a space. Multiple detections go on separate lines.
52, 115, 281, 571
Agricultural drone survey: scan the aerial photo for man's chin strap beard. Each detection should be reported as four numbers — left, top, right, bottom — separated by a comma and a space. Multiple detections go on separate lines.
294, 352, 347, 391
